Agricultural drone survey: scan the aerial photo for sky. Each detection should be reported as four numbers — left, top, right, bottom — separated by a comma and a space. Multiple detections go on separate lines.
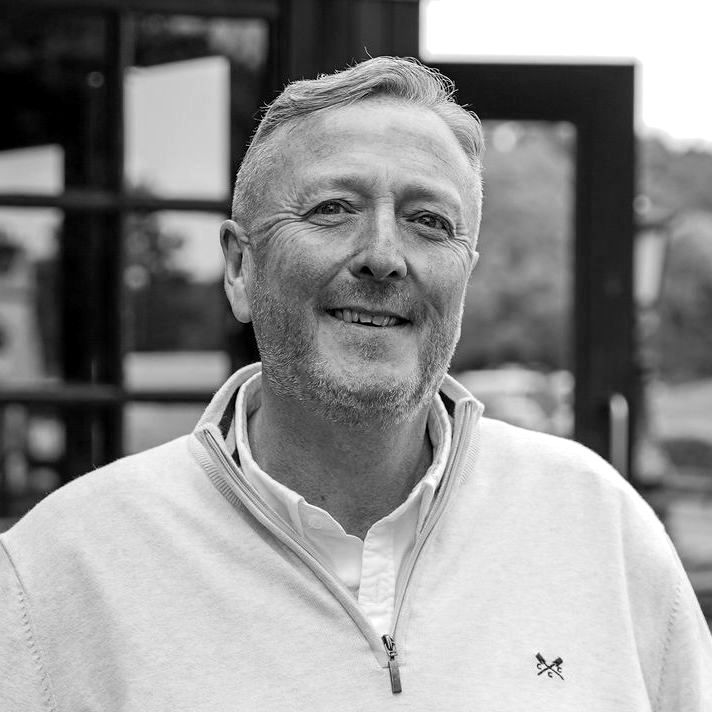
422, 0, 712, 150
2, 3, 711, 278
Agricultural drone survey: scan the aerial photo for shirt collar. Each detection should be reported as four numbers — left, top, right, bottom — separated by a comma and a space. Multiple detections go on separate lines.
231, 372, 452, 537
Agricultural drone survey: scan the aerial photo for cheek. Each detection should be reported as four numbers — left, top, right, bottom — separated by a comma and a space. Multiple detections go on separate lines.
254, 226, 340, 300
418, 253, 470, 317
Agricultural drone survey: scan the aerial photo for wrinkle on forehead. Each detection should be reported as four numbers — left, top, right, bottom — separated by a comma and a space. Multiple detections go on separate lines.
255, 98, 480, 233
276, 97, 472, 173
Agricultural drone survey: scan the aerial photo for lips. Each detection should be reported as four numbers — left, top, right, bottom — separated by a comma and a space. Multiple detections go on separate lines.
328, 308, 407, 327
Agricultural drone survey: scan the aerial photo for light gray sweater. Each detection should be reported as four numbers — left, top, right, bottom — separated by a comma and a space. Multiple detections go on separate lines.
1, 367, 711, 710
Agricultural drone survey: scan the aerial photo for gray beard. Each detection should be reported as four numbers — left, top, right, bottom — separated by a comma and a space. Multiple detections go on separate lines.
248, 275, 462, 428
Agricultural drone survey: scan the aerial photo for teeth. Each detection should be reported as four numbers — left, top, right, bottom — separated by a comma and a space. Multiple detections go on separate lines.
331, 310, 400, 327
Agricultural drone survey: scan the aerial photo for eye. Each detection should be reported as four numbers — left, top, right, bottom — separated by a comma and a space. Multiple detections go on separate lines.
312, 200, 349, 216
413, 212, 452, 235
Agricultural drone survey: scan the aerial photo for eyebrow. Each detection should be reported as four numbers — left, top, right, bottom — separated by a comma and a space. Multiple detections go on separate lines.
299, 172, 464, 214
401, 183, 463, 211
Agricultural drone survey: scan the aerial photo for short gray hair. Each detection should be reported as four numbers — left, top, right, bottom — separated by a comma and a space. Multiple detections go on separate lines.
231, 56, 484, 227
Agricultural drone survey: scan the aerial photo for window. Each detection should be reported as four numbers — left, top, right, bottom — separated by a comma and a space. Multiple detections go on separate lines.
0, 3, 277, 522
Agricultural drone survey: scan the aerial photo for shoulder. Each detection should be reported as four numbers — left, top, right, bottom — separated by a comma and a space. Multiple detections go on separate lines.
471, 416, 676, 579
0, 435, 206, 562
478, 415, 611, 467
470, 415, 688, 588
476, 415, 636, 498
463, 418, 712, 693
0, 434, 232, 622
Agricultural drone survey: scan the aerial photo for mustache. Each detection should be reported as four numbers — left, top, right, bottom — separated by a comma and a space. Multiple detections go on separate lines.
318, 281, 422, 321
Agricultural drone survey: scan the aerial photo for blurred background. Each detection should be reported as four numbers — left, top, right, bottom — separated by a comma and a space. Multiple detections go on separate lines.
0, 0, 709, 622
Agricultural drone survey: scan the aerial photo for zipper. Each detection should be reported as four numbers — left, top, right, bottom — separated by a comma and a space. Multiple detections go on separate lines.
198, 401, 473, 694
390, 400, 473, 637
199, 428, 381, 648
381, 634, 402, 693
378, 401, 473, 694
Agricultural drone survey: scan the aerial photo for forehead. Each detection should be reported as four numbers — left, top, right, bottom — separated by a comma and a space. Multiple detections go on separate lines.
269, 99, 476, 195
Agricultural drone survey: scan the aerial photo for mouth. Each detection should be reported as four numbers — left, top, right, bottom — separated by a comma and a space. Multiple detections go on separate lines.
327, 308, 409, 327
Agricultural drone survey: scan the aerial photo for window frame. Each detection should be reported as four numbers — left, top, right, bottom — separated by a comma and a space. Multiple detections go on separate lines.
0, 0, 282, 506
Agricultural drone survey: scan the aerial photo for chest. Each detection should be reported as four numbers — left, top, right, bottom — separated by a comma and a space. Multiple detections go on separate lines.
45, 545, 655, 712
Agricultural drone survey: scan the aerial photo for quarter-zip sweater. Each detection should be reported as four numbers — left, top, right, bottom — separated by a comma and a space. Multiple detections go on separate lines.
230, 367, 454, 635
1, 365, 711, 711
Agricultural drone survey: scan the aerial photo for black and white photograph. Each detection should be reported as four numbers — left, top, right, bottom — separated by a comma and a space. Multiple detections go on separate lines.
1, 1, 711, 709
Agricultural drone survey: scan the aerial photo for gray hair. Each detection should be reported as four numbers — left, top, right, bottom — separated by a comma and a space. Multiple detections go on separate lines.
231, 56, 484, 227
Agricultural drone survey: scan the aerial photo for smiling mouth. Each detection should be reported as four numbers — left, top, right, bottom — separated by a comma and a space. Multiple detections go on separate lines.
327, 308, 408, 327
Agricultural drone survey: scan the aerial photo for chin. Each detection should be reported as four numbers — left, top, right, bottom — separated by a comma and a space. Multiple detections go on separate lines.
306, 358, 442, 428
257, 315, 457, 427
331, 355, 414, 385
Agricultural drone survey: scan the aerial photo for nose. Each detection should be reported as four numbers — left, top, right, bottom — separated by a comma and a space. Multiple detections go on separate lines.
348, 210, 407, 281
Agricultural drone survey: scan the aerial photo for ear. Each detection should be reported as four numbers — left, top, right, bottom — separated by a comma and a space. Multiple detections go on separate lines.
220, 219, 252, 324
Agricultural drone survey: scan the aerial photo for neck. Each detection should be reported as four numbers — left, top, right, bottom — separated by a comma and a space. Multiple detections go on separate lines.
247, 378, 433, 539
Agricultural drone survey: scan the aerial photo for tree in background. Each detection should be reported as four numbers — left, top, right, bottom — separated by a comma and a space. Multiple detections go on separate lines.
123, 209, 224, 352
452, 122, 574, 372
639, 139, 712, 381
451, 124, 712, 384
657, 212, 712, 380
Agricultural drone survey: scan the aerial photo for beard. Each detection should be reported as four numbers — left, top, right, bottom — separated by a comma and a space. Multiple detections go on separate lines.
248, 273, 463, 428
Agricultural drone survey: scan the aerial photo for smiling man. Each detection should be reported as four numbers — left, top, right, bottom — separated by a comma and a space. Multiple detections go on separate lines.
1, 57, 710, 711
220, 91, 479, 540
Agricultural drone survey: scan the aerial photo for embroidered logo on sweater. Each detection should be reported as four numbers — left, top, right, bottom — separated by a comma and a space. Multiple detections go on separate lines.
535, 652, 564, 680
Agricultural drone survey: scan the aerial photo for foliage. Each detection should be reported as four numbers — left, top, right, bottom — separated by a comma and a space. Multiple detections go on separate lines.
639, 139, 712, 378
124, 211, 188, 284
640, 138, 712, 215
128, 278, 225, 351
452, 122, 574, 371
657, 212, 712, 379
123, 210, 225, 351
452, 126, 712, 380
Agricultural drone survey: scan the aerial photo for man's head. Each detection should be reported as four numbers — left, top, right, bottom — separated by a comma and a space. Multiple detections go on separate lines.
221, 56, 484, 426
231, 56, 484, 234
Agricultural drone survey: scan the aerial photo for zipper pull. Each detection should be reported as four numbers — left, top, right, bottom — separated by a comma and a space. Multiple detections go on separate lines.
381, 634, 402, 694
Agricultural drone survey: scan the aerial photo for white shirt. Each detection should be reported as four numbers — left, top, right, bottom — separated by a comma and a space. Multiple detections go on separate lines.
229, 372, 452, 635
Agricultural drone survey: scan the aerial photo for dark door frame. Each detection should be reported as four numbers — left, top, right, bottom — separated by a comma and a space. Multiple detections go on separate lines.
435, 62, 636, 470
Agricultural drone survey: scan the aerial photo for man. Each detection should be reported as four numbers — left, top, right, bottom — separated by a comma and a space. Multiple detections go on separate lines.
1, 57, 710, 710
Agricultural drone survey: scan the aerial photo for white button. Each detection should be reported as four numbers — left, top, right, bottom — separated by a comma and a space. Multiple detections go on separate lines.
308, 515, 323, 530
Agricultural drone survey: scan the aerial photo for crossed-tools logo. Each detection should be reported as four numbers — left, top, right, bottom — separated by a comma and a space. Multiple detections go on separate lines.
535, 652, 564, 680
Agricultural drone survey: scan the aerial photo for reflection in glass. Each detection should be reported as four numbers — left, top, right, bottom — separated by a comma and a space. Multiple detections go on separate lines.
451, 121, 576, 436
0, 13, 108, 191
124, 402, 210, 454
125, 56, 230, 199
1, 405, 65, 522
0, 145, 64, 195
124, 351, 230, 453
0, 209, 61, 383
125, 16, 269, 199
123, 211, 226, 352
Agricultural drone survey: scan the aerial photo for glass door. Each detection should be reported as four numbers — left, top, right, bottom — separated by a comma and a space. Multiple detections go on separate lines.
452, 120, 575, 438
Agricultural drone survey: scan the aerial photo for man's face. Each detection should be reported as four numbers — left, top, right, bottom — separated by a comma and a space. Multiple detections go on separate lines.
240, 98, 480, 425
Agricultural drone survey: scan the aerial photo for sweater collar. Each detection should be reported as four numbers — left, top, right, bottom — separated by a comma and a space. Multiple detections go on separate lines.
194, 361, 482, 441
